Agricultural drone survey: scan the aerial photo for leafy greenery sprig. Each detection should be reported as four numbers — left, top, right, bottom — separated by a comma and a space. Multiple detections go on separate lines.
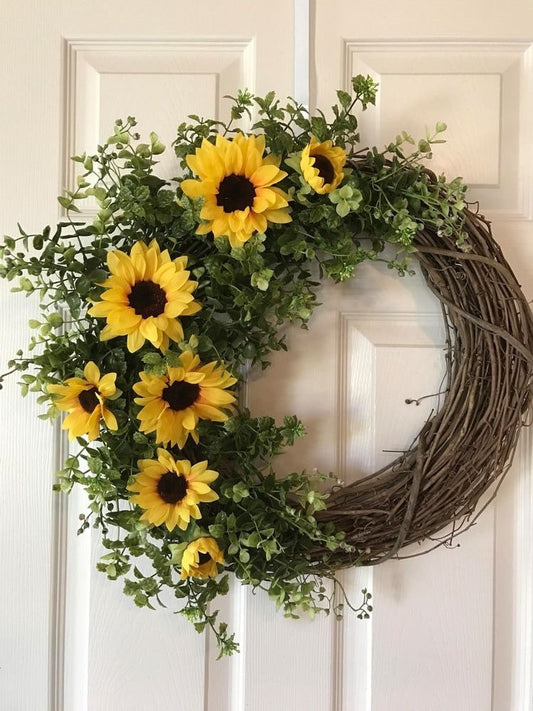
0, 75, 466, 655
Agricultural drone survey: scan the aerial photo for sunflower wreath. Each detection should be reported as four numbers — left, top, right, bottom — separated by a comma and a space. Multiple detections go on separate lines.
1, 75, 532, 656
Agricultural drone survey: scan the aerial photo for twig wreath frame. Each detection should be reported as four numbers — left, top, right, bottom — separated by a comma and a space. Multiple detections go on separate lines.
318, 204, 533, 565
1, 76, 532, 655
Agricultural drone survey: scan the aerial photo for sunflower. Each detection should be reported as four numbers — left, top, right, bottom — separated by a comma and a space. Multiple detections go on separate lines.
88, 239, 201, 353
48, 361, 118, 441
128, 450, 219, 531
133, 350, 237, 448
300, 136, 346, 194
181, 133, 291, 248
180, 537, 225, 580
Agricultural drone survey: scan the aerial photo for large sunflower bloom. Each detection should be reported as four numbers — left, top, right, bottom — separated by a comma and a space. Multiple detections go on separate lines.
180, 537, 224, 580
181, 133, 291, 248
300, 136, 346, 194
133, 350, 237, 448
128, 450, 219, 531
88, 239, 201, 353
48, 361, 118, 441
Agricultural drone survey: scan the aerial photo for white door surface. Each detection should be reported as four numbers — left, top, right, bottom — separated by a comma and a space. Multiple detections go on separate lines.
1, 2, 532, 710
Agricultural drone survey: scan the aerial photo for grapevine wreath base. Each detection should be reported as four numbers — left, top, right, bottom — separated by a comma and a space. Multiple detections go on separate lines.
1, 76, 533, 654
317, 203, 533, 565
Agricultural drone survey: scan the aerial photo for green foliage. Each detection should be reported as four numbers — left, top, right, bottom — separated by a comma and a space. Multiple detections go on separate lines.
0, 76, 468, 656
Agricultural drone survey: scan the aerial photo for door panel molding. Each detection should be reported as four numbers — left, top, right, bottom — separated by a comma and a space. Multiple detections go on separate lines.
342, 40, 533, 220
62, 37, 255, 220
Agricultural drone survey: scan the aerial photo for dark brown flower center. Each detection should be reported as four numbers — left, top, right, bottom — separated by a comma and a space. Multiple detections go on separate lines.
217, 174, 256, 212
162, 381, 200, 411
78, 387, 99, 413
157, 471, 188, 504
312, 154, 335, 186
128, 280, 167, 318
197, 551, 212, 565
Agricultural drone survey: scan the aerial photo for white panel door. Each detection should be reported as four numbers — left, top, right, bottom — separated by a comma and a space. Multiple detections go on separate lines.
310, 2, 533, 709
1, 1, 532, 710
0, 3, 294, 710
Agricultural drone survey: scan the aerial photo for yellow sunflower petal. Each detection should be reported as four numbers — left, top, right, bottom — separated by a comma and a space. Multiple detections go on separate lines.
100, 288, 130, 304
108, 251, 136, 283
99, 324, 117, 341
129, 242, 148, 279
200, 388, 235, 406
86, 408, 102, 441
88, 301, 114, 318
143, 245, 159, 279
250, 164, 285, 187
178, 351, 197, 370
190, 481, 216, 496
62, 411, 90, 439
181, 408, 197, 431
139, 318, 159, 344
97, 373, 117, 397
196, 222, 213, 235
184, 371, 205, 385
156, 448, 177, 471
193, 403, 228, 421
201, 202, 223, 220
101, 406, 118, 431
182, 301, 202, 317
263, 208, 292, 224
127, 329, 145, 353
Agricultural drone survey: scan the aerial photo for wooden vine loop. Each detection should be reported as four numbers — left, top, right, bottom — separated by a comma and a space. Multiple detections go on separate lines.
314, 201, 533, 566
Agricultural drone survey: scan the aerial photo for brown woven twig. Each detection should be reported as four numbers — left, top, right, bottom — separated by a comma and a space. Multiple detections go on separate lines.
314, 208, 533, 566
